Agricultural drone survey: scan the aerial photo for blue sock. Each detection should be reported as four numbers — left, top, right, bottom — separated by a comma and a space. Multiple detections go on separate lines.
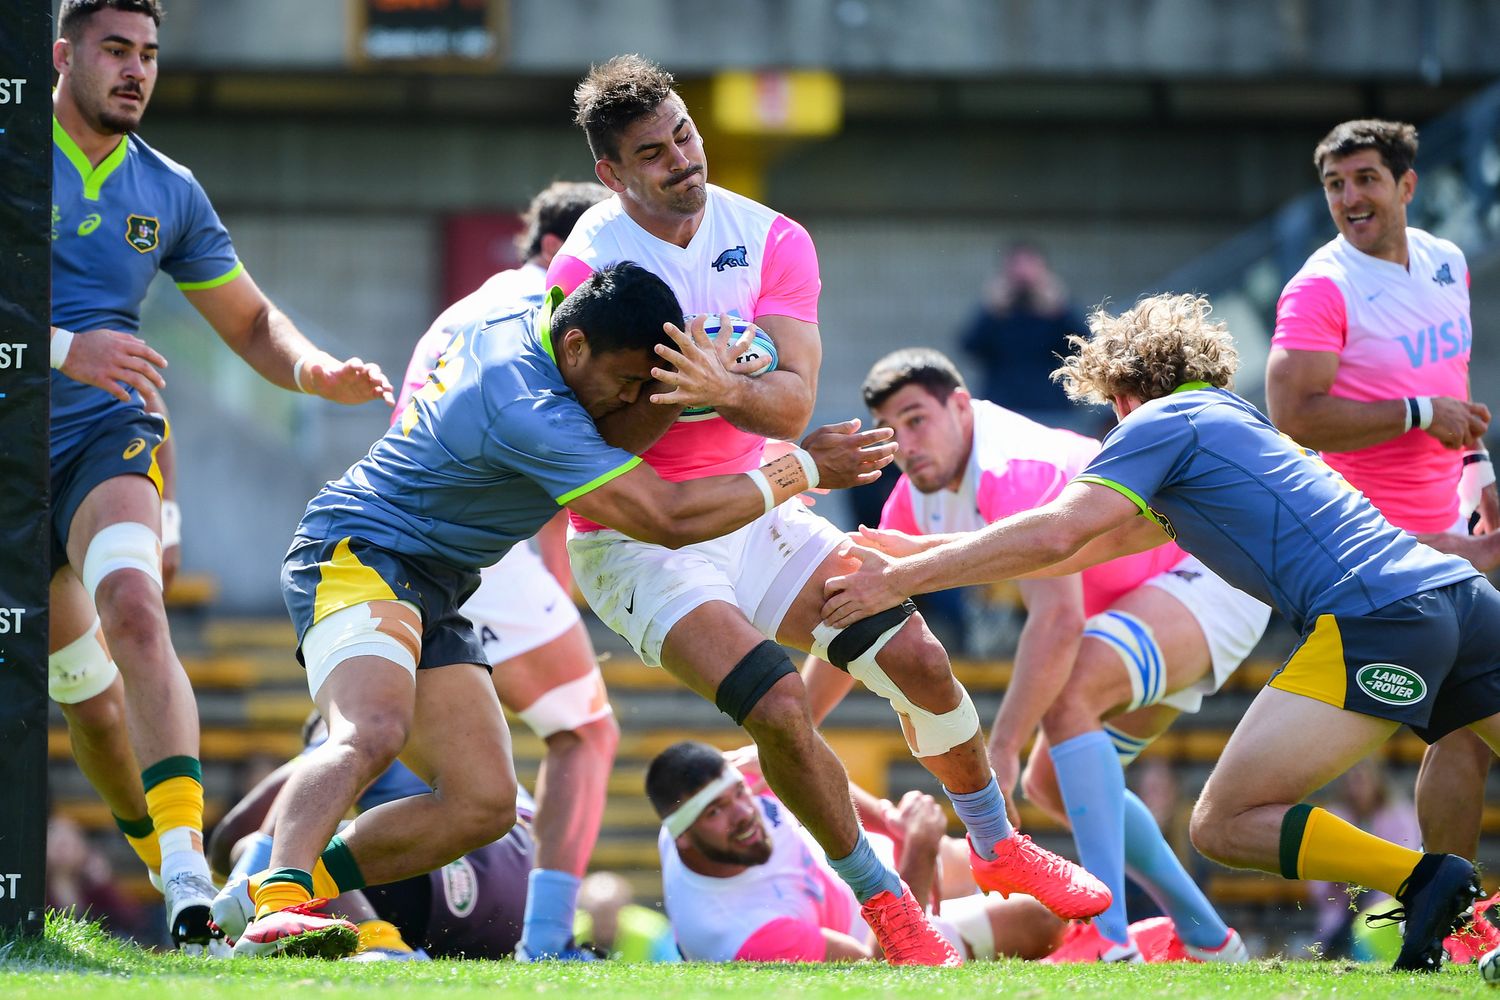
521, 868, 581, 956
826, 832, 902, 903
946, 776, 1014, 860
1052, 730, 1130, 946
1122, 790, 1229, 949
230, 830, 274, 883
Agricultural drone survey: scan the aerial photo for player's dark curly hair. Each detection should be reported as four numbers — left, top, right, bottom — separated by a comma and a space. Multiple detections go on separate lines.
550, 261, 682, 356
645, 741, 727, 819
517, 181, 608, 262
573, 55, 679, 162
60, 0, 164, 39
861, 347, 968, 411
1314, 119, 1419, 179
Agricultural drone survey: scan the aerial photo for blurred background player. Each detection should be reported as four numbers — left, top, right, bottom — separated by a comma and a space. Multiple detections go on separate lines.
226, 263, 896, 956
1265, 119, 1498, 887
394, 180, 617, 961
958, 243, 1091, 432
822, 292, 1498, 974
647, 741, 1066, 963
807, 347, 1264, 962
573, 872, 678, 962
47, 0, 391, 950
548, 57, 1107, 965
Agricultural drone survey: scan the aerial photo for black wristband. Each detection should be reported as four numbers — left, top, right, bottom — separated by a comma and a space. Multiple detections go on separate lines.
1406, 397, 1422, 431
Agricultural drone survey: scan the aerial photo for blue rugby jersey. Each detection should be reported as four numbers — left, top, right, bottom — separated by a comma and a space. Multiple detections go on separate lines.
294, 288, 641, 572
51, 119, 241, 456
1076, 384, 1477, 632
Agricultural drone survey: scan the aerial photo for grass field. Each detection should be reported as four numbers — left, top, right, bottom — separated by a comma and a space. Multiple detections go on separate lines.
0, 916, 1490, 999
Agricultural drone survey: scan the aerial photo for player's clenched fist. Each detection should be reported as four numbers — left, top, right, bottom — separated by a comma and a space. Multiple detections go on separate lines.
801, 418, 897, 490
57, 327, 168, 403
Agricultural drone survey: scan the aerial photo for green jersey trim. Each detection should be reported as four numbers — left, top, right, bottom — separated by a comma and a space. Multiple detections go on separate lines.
538, 285, 565, 364
1075, 474, 1176, 539
1172, 381, 1212, 394
54, 117, 128, 201
556, 456, 642, 506
175, 260, 245, 291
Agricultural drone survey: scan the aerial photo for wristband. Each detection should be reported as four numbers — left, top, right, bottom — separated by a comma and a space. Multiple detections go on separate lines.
160, 499, 182, 548
292, 354, 314, 393
745, 468, 776, 514
51, 328, 75, 369
1414, 396, 1435, 431
1460, 448, 1495, 519
790, 446, 820, 491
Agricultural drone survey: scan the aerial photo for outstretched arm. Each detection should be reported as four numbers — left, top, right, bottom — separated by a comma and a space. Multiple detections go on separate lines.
822, 481, 1140, 627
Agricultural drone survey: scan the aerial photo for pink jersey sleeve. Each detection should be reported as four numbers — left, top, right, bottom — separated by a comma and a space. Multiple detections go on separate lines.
878, 477, 920, 533
733, 917, 829, 962
545, 254, 596, 298
1271, 274, 1347, 353
975, 461, 1072, 523
754, 216, 820, 323
391, 325, 453, 426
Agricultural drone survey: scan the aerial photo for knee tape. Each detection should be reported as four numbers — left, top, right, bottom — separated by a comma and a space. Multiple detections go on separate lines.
811, 601, 979, 758
1102, 723, 1151, 766
715, 640, 797, 725
49, 617, 120, 704
517, 668, 614, 739
302, 600, 422, 699
1082, 610, 1166, 713
81, 522, 163, 601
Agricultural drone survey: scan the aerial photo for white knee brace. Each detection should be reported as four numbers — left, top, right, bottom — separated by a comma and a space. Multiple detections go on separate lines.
811, 603, 979, 758
1082, 610, 1167, 713
517, 668, 614, 739
49, 617, 120, 704
81, 521, 163, 601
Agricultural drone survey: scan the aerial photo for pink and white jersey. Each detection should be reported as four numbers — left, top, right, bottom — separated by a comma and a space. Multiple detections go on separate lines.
547, 185, 821, 532
1272, 229, 1472, 532
659, 795, 864, 962
393, 263, 547, 421
880, 400, 1186, 616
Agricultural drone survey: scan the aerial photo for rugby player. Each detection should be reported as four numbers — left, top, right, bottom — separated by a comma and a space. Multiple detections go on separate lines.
824, 292, 1498, 973
547, 56, 1109, 967
393, 181, 616, 960
648, 742, 1066, 963
1266, 119, 1497, 881
48, 0, 391, 949
805, 347, 1265, 962
227, 262, 897, 957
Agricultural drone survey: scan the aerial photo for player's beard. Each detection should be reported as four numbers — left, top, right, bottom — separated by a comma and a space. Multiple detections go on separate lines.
663, 166, 707, 215
694, 827, 773, 867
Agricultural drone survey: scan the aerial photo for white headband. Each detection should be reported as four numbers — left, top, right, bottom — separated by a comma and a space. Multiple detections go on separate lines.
662, 768, 743, 838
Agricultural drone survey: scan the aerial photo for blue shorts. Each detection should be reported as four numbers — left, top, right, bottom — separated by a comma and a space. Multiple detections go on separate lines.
281, 533, 487, 671
1268, 576, 1500, 743
362, 809, 535, 959
50, 407, 167, 573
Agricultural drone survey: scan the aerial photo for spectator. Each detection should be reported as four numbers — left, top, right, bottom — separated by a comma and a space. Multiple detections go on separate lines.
46, 815, 154, 943
958, 244, 1090, 431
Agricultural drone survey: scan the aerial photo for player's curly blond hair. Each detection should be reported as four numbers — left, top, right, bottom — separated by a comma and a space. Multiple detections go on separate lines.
1052, 293, 1239, 405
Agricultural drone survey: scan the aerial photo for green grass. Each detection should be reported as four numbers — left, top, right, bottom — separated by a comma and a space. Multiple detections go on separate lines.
0, 915, 1489, 999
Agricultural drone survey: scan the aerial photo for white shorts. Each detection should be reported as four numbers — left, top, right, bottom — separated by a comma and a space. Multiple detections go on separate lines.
463, 544, 580, 665
568, 500, 845, 666
1141, 556, 1271, 713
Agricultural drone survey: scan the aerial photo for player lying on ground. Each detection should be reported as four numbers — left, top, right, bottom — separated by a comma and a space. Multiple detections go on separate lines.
823, 292, 1500, 974
647, 741, 1066, 963
803, 346, 1265, 962
222, 263, 897, 958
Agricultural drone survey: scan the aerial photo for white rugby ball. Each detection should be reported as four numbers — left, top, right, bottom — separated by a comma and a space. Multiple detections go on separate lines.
1481, 943, 1500, 984
679, 314, 778, 419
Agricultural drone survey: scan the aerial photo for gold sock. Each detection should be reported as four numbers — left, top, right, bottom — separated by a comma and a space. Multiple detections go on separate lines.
1289, 805, 1422, 896
357, 919, 412, 954
311, 857, 340, 900
254, 877, 313, 919
144, 775, 205, 843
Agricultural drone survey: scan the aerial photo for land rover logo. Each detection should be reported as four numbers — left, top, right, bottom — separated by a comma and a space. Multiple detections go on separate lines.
1356, 664, 1426, 706
440, 856, 477, 917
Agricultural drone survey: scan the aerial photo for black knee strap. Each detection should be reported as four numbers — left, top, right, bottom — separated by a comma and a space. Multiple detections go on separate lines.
826, 600, 916, 671
714, 640, 797, 725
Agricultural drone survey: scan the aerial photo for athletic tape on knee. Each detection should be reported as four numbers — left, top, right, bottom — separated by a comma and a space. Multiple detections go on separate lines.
1082, 610, 1166, 712
1102, 724, 1151, 766
49, 617, 119, 704
302, 600, 422, 699
81, 522, 162, 600
939, 892, 995, 960
715, 640, 797, 725
812, 603, 978, 758
516, 668, 613, 739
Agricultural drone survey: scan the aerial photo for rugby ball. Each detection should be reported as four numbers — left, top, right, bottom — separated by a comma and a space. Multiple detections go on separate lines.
679, 314, 778, 419
1482, 943, 1500, 984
